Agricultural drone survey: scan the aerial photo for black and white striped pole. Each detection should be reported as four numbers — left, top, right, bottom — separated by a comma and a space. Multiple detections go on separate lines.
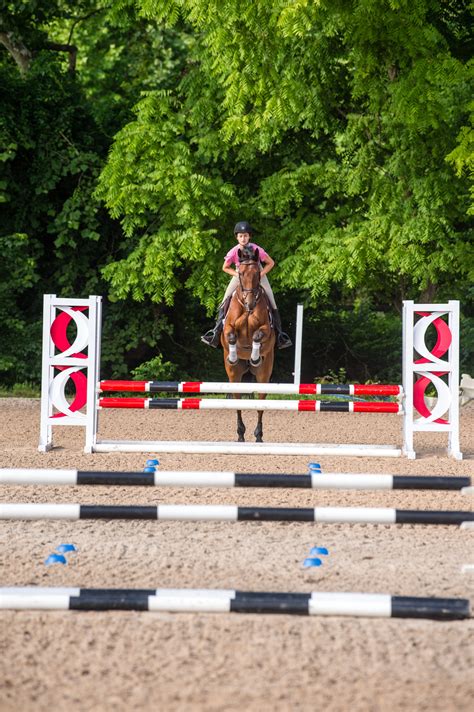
1, 503, 473, 525
0, 468, 471, 492
0, 587, 469, 620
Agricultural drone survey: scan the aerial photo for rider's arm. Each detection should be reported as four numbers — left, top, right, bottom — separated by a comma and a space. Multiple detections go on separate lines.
260, 255, 274, 277
222, 259, 238, 278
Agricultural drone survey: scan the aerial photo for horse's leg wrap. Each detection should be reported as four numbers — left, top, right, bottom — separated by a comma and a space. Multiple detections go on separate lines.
227, 332, 238, 364
227, 346, 238, 364
250, 329, 263, 366
250, 340, 261, 366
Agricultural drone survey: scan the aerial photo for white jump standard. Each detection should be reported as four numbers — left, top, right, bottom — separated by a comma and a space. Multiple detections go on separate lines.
1, 503, 473, 525
1, 468, 471, 491
38, 295, 463, 459
0, 587, 469, 620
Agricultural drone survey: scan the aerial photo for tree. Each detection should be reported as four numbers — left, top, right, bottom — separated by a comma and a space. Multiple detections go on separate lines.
0, 1, 187, 384
1, 0, 472, 386
97, 0, 473, 312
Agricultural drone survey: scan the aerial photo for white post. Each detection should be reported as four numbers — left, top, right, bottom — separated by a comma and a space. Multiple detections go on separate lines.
402, 301, 462, 460
38, 295, 102, 453
402, 300, 415, 459
447, 301, 461, 459
84, 297, 102, 453
293, 304, 304, 385
38, 294, 56, 452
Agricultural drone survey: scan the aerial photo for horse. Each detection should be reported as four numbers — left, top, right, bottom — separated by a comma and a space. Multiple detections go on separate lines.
221, 246, 276, 442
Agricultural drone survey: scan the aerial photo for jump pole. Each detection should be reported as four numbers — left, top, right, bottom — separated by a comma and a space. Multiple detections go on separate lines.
38, 296, 462, 459
1, 503, 473, 525
92, 442, 401, 456
98, 382, 402, 396
0, 587, 469, 620
97, 398, 403, 413
1, 469, 471, 491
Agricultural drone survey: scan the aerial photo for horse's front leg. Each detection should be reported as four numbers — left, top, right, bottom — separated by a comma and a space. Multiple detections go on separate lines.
225, 356, 246, 442
250, 329, 265, 441
250, 316, 273, 366
229, 390, 245, 442
250, 329, 263, 366
226, 331, 238, 365
236, 397, 246, 442
253, 339, 274, 443
254, 394, 266, 443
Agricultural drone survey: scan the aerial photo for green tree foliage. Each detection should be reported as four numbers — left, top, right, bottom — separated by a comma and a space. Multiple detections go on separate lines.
0, 1, 472, 387
98, 0, 473, 313
0, 1, 185, 384
0, 233, 39, 381
446, 101, 474, 213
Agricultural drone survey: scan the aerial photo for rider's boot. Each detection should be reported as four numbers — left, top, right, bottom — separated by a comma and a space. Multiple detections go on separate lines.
201, 298, 230, 348
272, 308, 292, 349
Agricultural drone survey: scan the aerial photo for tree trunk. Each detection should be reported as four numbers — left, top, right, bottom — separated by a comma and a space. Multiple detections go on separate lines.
420, 282, 438, 303
0, 32, 32, 74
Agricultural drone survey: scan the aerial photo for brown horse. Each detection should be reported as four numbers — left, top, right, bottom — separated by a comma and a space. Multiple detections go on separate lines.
221, 246, 276, 442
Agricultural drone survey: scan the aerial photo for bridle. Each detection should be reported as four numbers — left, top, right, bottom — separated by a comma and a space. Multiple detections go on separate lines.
236, 259, 262, 312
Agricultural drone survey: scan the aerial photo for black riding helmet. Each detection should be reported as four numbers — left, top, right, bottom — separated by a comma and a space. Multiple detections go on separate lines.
234, 220, 254, 234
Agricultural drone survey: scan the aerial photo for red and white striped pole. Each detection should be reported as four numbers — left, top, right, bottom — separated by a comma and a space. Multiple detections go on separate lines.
98, 397, 403, 413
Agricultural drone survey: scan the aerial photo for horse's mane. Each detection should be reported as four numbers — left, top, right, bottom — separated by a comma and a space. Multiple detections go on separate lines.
239, 245, 259, 262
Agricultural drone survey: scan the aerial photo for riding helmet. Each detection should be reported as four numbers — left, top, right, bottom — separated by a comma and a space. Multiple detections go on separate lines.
234, 220, 254, 234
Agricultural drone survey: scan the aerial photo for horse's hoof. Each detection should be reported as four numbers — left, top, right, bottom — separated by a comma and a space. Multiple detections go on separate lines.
255, 436, 263, 443
238, 436, 245, 443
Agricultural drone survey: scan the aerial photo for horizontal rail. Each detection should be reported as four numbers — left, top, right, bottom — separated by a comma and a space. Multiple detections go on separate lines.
0, 587, 469, 619
98, 398, 403, 413
93, 441, 403, 457
99, 380, 403, 396
1, 503, 472, 525
0, 469, 470, 491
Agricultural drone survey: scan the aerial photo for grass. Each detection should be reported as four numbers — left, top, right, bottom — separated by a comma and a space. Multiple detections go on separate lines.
0, 382, 41, 398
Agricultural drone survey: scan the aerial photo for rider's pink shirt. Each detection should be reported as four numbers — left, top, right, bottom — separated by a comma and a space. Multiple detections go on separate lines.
224, 243, 270, 267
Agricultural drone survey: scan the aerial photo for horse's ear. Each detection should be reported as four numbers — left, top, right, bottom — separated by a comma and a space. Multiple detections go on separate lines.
238, 248, 242, 259
254, 248, 259, 262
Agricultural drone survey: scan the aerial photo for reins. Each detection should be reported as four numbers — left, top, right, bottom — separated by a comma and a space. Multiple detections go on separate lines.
235, 259, 262, 312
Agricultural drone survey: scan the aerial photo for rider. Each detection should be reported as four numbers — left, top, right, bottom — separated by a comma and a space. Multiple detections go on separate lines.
201, 220, 292, 349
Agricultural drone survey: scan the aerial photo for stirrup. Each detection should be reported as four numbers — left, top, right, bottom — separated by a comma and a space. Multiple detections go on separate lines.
201, 329, 220, 348
277, 333, 292, 350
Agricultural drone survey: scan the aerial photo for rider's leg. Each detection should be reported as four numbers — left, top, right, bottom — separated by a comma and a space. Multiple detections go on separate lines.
201, 279, 237, 348
271, 308, 292, 349
260, 276, 292, 349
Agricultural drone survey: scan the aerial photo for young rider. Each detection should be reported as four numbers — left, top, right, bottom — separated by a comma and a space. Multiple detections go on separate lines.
201, 220, 292, 349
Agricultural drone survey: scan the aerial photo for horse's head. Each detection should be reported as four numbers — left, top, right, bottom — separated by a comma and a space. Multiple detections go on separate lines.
237, 247, 261, 311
